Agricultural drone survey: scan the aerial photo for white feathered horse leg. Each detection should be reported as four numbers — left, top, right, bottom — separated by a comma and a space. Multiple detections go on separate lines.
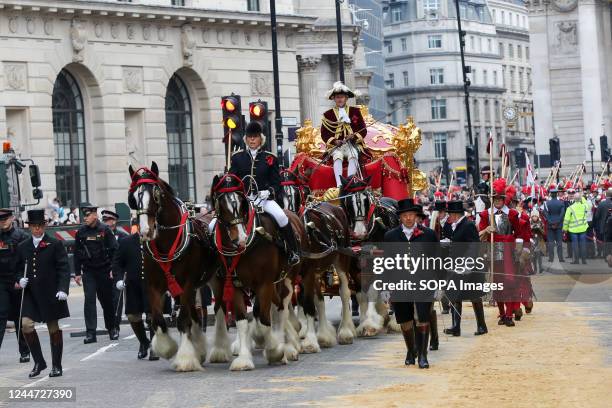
336, 268, 356, 344
263, 305, 287, 365
282, 279, 301, 360
172, 322, 203, 372
230, 319, 255, 371
315, 294, 337, 348
208, 308, 231, 363
356, 285, 383, 337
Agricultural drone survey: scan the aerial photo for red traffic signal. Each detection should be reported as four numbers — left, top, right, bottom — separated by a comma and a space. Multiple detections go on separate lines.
249, 102, 267, 120
221, 95, 242, 143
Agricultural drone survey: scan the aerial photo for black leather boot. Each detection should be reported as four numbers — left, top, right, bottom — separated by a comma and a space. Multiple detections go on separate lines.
49, 330, 63, 377
109, 327, 119, 341
401, 324, 416, 365
23, 330, 47, 378
441, 297, 450, 314
83, 331, 97, 344
443, 302, 462, 336
20, 352, 30, 363
416, 325, 430, 369
280, 224, 300, 266
17, 330, 30, 363
472, 300, 488, 335
130, 321, 150, 360
148, 326, 159, 361
429, 309, 439, 351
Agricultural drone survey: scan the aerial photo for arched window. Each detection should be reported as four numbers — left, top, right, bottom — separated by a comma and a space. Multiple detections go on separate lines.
165, 74, 196, 201
52, 70, 88, 207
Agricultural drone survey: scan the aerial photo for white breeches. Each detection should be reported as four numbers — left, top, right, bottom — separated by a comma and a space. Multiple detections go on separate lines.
208, 199, 288, 233
332, 143, 359, 187
261, 199, 288, 227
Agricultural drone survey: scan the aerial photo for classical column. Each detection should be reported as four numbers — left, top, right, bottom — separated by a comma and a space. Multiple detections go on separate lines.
297, 55, 321, 123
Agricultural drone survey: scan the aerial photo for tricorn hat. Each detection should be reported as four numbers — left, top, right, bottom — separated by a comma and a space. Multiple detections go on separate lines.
26, 209, 46, 225
326, 81, 355, 100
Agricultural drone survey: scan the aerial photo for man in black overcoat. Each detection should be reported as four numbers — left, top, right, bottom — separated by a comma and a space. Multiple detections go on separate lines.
384, 199, 438, 369
15, 209, 70, 378
443, 201, 488, 337
112, 233, 159, 361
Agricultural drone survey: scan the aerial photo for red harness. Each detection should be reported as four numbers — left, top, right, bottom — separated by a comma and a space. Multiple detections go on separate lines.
148, 211, 188, 298
214, 207, 256, 319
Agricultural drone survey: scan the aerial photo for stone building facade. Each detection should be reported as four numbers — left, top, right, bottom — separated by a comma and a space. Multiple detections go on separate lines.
527, 0, 612, 175
0, 0, 366, 208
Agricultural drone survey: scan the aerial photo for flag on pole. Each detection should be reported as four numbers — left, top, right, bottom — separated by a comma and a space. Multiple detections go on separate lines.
525, 150, 536, 196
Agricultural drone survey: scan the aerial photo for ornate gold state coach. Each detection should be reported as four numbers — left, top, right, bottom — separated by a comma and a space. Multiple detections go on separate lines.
289, 106, 428, 201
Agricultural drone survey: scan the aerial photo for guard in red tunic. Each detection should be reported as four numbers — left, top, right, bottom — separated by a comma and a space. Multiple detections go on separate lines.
478, 178, 530, 327
320, 82, 367, 187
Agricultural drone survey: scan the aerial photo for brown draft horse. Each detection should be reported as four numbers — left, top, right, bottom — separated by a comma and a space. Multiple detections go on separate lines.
281, 169, 357, 348
128, 162, 216, 371
207, 173, 304, 371
339, 174, 401, 336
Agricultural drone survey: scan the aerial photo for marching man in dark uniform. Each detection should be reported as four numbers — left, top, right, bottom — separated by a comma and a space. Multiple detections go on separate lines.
15, 209, 70, 378
443, 201, 488, 336
102, 209, 128, 337
112, 232, 159, 361
73, 204, 118, 343
0, 208, 30, 362
384, 199, 438, 369
320, 82, 367, 187
225, 121, 300, 265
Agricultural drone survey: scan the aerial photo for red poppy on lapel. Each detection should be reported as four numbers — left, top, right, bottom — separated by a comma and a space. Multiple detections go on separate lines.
411, 227, 423, 239
38, 240, 49, 249
266, 155, 274, 166
351, 115, 359, 124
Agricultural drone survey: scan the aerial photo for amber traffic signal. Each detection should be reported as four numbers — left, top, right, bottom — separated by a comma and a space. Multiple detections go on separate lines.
249, 100, 268, 138
221, 94, 242, 143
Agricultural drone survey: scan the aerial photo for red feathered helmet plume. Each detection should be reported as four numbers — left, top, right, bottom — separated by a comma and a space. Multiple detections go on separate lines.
604, 180, 611, 190
548, 184, 556, 192
522, 185, 530, 195
492, 178, 507, 198
504, 184, 517, 205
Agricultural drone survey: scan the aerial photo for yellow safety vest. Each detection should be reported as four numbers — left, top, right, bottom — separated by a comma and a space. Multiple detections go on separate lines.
563, 200, 588, 233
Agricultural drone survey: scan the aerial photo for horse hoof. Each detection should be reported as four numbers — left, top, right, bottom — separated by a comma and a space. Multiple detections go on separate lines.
151, 330, 178, 359
385, 317, 402, 334
337, 328, 355, 345
284, 344, 299, 361
300, 336, 321, 354
230, 356, 255, 371
208, 347, 231, 364
264, 345, 286, 364
172, 355, 203, 372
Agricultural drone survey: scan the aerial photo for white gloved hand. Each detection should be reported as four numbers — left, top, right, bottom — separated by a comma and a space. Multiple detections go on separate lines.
116, 280, 125, 291
19, 278, 28, 288
56, 291, 68, 301
258, 190, 270, 201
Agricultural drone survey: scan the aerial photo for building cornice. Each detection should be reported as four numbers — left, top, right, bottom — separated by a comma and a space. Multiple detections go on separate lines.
0, 0, 317, 29
385, 51, 503, 62
387, 84, 506, 96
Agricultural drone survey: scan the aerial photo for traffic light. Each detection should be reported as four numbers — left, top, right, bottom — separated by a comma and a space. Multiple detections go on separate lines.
600, 135, 610, 162
221, 94, 242, 145
514, 148, 527, 168
466, 145, 477, 181
549, 137, 561, 162
249, 100, 269, 138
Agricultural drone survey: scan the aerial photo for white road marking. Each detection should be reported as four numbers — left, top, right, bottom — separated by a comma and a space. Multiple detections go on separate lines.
80, 343, 119, 362
123, 334, 136, 340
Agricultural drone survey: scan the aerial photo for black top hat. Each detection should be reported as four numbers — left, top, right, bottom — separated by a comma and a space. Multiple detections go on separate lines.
447, 201, 465, 213
415, 205, 425, 218
80, 203, 97, 216
397, 198, 420, 214
0, 208, 14, 221
101, 210, 119, 221
433, 201, 446, 212
26, 209, 46, 225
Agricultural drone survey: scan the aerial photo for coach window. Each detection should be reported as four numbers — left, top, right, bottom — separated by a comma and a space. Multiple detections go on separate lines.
165, 74, 196, 201
52, 69, 88, 207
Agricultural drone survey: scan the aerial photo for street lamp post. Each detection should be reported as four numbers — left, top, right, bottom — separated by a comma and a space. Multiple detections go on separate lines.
335, 0, 345, 83
269, 0, 284, 162
588, 138, 595, 184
